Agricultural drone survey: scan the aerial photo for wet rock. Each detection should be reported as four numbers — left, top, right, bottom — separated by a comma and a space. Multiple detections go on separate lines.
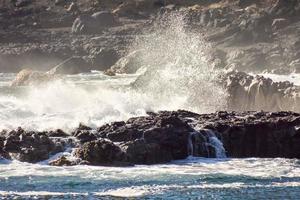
90, 48, 119, 71
11, 147, 50, 163
121, 139, 173, 164
72, 124, 96, 143
2, 130, 65, 163
3, 131, 21, 153
49, 156, 76, 166
107, 50, 144, 75
77, 123, 92, 131
46, 129, 69, 137
74, 112, 193, 166
99, 112, 193, 161
0, 136, 10, 160
73, 130, 97, 143
219, 117, 300, 158
74, 139, 130, 166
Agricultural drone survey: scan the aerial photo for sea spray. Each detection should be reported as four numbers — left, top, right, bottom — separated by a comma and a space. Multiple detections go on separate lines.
0, 12, 227, 131
131, 12, 228, 113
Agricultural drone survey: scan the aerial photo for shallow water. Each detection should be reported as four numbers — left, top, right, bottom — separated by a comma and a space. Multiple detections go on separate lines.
1, 157, 300, 199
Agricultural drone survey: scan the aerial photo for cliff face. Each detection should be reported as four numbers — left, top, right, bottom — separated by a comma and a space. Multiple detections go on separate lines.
1, 0, 300, 73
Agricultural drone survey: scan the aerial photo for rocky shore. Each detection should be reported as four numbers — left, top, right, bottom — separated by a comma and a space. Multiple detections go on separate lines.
1, 0, 300, 74
1, 110, 299, 166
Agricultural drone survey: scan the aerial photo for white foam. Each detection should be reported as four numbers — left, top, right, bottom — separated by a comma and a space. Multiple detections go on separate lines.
0, 191, 87, 196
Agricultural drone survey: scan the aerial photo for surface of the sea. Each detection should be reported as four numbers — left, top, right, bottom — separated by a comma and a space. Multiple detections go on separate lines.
0, 72, 300, 199
1, 157, 300, 199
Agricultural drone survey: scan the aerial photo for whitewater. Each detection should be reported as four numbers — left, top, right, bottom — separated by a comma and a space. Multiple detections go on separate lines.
1, 13, 300, 199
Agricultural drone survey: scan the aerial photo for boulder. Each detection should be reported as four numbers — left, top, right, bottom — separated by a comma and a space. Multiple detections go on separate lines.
46, 129, 69, 137
106, 50, 143, 75
2, 129, 65, 163
90, 48, 119, 71
49, 156, 76, 166
97, 112, 193, 162
73, 130, 97, 143
120, 139, 173, 164
74, 139, 130, 166
72, 124, 96, 143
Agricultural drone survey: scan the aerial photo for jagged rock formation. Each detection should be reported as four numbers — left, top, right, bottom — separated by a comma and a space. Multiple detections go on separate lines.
1, 110, 300, 165
0, 128, 71, 162
224, 70, 300, 112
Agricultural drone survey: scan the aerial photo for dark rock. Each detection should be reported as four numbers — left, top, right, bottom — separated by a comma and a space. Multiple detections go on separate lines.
96, 112, 194, 164
49, 156, 76, 166
74, 139, 130, 166
46, 129, 69, 137
107, 50, 143, 75
74, 130, 97, 143
2, 130, 65, 163
3, 131, 21, 152
11, 147, 50, 163
77, 123, 92, 131
0, 136, 10, 160
121, 139, 173, 164
90, 48, 119, 71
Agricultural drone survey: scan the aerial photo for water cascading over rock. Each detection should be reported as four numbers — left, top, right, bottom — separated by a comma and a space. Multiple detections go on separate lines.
188, 129, 226, 158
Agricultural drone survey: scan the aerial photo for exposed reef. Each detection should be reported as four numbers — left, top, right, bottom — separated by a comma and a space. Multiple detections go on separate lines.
1, 110, 300, 166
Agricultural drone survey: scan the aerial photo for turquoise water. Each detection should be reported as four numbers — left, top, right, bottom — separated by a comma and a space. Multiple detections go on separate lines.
1, 157, 300, 199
